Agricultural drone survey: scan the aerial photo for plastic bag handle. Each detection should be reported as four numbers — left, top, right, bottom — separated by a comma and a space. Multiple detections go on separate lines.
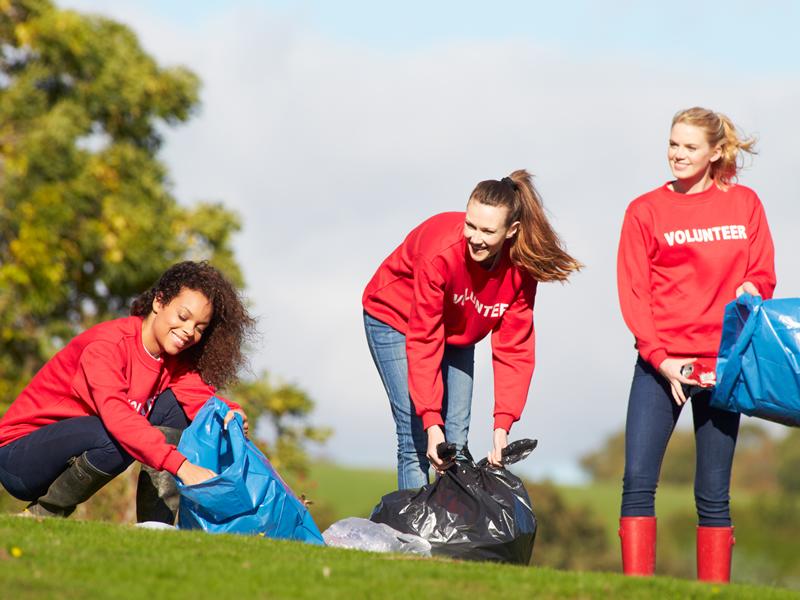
501, 438, 538, 465
178, 399, 247, 488
474, 438, 538, 469
713, 293, 762, 405
436, 442, 457, 461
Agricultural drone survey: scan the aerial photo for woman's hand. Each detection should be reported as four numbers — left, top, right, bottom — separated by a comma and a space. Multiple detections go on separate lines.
487, 428, 509, 467
177, 460, 217, 485
735, 281, 759, 298
426, 425, 452, 473
658, 357, 697, 406
224, 408, 249, 437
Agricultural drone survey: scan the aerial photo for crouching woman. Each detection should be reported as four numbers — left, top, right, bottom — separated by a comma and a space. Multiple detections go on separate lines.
0, 261, 255, 522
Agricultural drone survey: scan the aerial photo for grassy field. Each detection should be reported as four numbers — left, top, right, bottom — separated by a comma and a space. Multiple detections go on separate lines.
1, 515, 794, 600
305, 462, 397, 521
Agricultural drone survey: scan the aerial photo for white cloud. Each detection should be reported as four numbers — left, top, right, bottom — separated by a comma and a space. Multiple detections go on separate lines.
59, 1, 800, 482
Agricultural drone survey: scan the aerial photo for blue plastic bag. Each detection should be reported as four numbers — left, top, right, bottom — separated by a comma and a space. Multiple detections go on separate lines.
176, 397, 324, 544
712, 294, 800, 426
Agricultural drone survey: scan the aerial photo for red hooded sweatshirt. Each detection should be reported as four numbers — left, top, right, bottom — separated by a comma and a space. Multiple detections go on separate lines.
363, 212, 537, 432
617, 183, 776, 370
0, 316, 240, 475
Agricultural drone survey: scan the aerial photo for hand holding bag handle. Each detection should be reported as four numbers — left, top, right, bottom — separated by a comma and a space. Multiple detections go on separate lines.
178, 398, 255, 520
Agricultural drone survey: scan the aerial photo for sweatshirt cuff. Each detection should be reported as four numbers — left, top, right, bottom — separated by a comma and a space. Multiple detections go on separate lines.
163, 449, 188, 476
421, 411, 444, 431
645, 348, 669, 371
493, 413, 515, 433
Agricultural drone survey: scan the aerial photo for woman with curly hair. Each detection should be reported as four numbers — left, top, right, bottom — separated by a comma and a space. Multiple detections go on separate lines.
0, 261, 256, 523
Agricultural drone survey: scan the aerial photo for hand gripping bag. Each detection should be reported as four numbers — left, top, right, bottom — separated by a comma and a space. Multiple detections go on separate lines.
176, 397, 324, 544
712, 293, 800, 426
369, 439, 538, 564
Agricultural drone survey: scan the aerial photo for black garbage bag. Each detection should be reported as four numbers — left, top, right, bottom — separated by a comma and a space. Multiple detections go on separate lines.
369, 439, 537, 564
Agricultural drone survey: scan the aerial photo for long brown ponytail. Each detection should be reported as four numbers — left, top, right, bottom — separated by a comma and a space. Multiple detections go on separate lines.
469, 170, 582, 282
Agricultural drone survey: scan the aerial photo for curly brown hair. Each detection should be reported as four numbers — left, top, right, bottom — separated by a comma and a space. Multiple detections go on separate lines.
130, 261, 255, 389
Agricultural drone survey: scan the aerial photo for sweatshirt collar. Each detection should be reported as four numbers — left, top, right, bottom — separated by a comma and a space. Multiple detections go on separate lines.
133, 316, 164, 372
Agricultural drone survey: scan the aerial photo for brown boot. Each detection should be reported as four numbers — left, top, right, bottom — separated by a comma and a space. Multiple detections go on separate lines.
136, 426, 181, 524
26, 452, 115, 518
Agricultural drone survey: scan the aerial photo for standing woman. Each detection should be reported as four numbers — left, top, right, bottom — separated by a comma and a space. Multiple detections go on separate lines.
617, 108, 776, 582
0, 261, 255, 522
363, 170, 581, 490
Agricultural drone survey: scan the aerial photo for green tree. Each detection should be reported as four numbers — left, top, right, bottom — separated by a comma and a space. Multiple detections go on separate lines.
581, 423, 779, 490
580, 429, 698, 484
524, 481, 614, 571
0, 0, 242, 412
231, 371, 332, 485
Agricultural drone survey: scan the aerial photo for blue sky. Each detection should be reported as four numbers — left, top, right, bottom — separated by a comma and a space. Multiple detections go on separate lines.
60, 1, 800, 483
85, 0, 800, 73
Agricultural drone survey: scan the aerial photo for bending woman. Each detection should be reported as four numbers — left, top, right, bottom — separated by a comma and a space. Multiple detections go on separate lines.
0, 261, 256, 522
617, 107, 776, 582
363, 170, 581, 489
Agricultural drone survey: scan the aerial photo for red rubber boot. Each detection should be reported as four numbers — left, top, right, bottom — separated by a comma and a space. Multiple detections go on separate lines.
619, 516, 656, 576
697, 526, 735, 583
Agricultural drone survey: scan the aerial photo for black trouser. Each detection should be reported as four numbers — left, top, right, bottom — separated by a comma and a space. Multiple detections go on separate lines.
0, 390, 188, 501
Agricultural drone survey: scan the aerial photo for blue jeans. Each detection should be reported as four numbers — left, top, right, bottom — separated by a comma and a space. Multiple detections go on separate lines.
364, 312, 474, 490
0, 389, 189, 501
621, 357, 740, 527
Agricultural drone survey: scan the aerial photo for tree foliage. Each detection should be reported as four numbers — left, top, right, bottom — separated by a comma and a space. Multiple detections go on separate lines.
0, 0, 242, 411
580, 422, 782, 491
524, 481, 614, 571
231, 372, 332, 483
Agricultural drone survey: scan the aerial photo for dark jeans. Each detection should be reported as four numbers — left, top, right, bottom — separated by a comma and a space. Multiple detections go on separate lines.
0, 389, 189, 501
621, 357, 740, 527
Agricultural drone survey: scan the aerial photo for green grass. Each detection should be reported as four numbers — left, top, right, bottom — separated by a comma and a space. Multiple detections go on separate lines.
1, 516, 793, 600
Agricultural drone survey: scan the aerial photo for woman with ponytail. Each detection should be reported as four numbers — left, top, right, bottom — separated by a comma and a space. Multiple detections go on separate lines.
616, 108, 776, 583
363, 170, 580, 490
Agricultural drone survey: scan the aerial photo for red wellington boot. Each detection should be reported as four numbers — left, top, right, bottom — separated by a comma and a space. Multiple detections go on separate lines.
619, 516, 656, 576
697, 526, 735, 583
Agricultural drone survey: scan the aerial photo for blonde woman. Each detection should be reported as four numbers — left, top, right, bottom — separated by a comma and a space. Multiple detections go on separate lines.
617, 108, 776, 582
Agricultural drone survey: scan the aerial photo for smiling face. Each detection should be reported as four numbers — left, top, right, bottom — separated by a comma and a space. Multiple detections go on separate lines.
463, 199, 519, 265
142, 287, 213, 358
668, 122, 722, 189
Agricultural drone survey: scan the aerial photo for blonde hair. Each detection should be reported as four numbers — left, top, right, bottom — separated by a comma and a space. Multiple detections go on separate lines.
672, 107, 757, 186
468, 170, 582, 282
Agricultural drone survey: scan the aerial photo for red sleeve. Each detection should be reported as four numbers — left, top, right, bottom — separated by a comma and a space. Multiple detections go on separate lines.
406, 256, 447, 430
617, 206, 668, 370
490, 281, 536, 432
71, 342, 186, 475
167, 362, 240, 421
744, 197, 776, 300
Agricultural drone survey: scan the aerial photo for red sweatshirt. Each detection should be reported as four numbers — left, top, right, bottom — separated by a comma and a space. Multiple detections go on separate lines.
617, 183, 776, 370
0, 316, 239, 475
363, 212, 537, 432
